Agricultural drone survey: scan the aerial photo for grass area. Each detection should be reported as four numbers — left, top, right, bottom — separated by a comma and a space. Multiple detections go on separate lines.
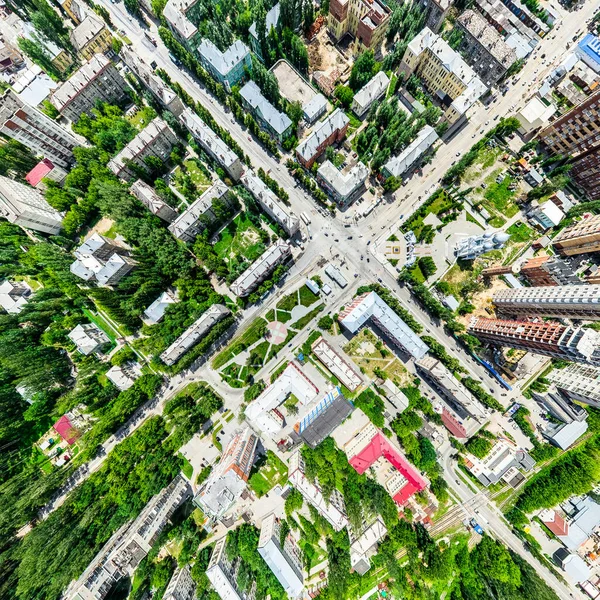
387, 73, 398, 98
82, 307, 118, 344
212, 424, 223, 452
506, 220, 537, 243
248, 451, 288, 497
183, 158, 211, 188
465, 212, 484, 228
481, 176, 519, 219
299, 285, 319, 307
345, 111, 362, 131
178, 453, 193, 479
213, 213, 266, 264
277, 291, 299, 311
289, 304, 325, 331
407, 263, 425, 283
128, 106, 157, 129
212, 317, 267, 369
224, 411, 235, 422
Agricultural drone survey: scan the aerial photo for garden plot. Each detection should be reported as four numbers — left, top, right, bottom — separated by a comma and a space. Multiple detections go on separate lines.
213, 213, 268, 268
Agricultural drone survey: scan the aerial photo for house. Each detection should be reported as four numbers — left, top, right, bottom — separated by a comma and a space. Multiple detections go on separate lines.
25, 159, 67, 190
239, 81, 293, 142
351, 72, 390, 117
68, 323, 109, 355
143, 290, 179, 325
53, 414, 82, 445
106, 363, 143, 391
198, 39, 251, 92
0, 280, 32, 314
296, 108, 349, 168
69, 14, 112, 60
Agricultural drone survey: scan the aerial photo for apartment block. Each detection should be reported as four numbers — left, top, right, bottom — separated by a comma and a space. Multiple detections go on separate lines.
240, 169, 300, 235
519, 256, 581, 286
548, 363, 600, 408
206, 536, 255, 600
420, 0, 453, 33
311, 337, 363, 391
163, 0, 203, 54
130, 180, 179, 223
317, 160, 369, 207
399, 27, 488, 125
0, 280, 31, 314
69, 14, 112, 60
0, 175, 63, 235
230, 240, 292, 297
51, 55, 128, 121
239, 81, 292, 142
61, 0, 88, 23
455, 10, 516, 86
108, 118, 178, 181
168, 180, 231, 242
0, 89, 79, 168
532, 386, 588, 423
258, 514, 304, 598
296, 108, 349, 168
493, 285, 600, 320
249, 3, 280, 58
382, 124, 438, 179
351, 72, 390, 117
327, 0, 390, 55
468, 317, 600, 367
198, 39, 251, 92
164, 565, 196, 600
179, 108, 243, 181
553, 215, 600, 256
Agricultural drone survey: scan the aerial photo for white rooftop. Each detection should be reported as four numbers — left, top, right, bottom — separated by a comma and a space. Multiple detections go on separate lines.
383, 125, 438, 178
198, 39, 250, 77
0, 280, 31, 314
240, 80, 292, 136
143, 290, 178, 325
163, 0, 198, 40
311, 336, 363, 391
317, 160, 369, 199
105, 363, 142, 391
67, 323, 109, 355
352, 71, 390, 114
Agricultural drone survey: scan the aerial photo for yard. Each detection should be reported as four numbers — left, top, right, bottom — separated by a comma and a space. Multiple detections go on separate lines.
213, 213, 266, 265
506, 221, 537, 243
248, 451, 288, 497
127, 106, 157, 129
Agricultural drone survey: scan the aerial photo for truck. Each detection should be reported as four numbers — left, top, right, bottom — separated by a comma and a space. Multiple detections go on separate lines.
470, 518, 484, 535
301, 212, 311, 225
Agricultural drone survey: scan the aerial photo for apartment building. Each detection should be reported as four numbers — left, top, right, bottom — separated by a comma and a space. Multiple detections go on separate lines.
532, 386, 588, 424
420, 0, 453, 33
311, 337, 363, 391
160, 304, 230, 366
179, 108, 243, 181
163, 0, 203, 54
239, 81, 293, 142
399, 27, 488, 125
296, 108, 349, 168
351, 71, 390, 117
164, 566, 196, 600
0, 89, 79, 168
327, 0, 391, 55
230, 240, 292, 297
130, 180, 179, 223
61, 0, 88, 23
493, 285, 600, 320
0, 175, 63, 235
108, 118, 178, 180
519, 255, 581, 286
69, 14, 112, 60
198, 39, 251, 92
206, 536, 254, 600
468, 317, 600, 367
317, 160, 369, 207
168, 180, 230, 242
553, 215, 600, 256
382, 125, 439, 179
548, 363, 600, 408
67, 323, 109, 355
455, 10, 516, 86
51, 55, 128, 121
249, 3, 280, 59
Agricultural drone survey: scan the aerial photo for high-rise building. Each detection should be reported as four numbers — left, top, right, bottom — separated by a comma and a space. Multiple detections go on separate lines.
206, 536, 254, 600
0, 175, 63, 234
552, 215, 600, 256
468, 317, 600, 366
492, 285, 600, 320
258, 514, 304, 598
519, 256, 581, 287
0, 89, 79, 168
164, 565, 196, 600
548, 363, 600, 408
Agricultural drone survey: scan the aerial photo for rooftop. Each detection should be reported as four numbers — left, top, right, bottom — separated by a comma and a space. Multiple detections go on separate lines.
240, 80, 292, 136
70, 14, 105, 51
198, 39, 250, 76
296, 108, 349, 161
383, 125, 438, 178
577, 34, 600, 70
317, 160, 369, 198
352, 72, 390, 112
249, 3, 280, 40
163, 0, 198, 40
143, 290, 178, 325
311, 336, 363, 391
25, 158, 56, 187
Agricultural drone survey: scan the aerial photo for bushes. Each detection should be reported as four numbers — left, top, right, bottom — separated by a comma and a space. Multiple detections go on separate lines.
354, 389, 385, 427
461, 377, 504, 412
465, 435, 493, 459
422, 336, 466, 375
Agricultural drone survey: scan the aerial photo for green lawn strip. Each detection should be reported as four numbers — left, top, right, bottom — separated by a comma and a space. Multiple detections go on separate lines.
288, 304, 325, 331
270, 359, 288, 383
82, 307, 118, 344
266, 330, 297, 362
277, 291, 299, 311
212, 424, 223, 452
298, 286, 319, 307
506, 221, 536, 242
224, 411, 235, 422
212, 317, 267, 369
178, 453, 193, 479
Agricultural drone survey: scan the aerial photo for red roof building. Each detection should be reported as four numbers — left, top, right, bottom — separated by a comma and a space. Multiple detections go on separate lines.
25, 158, 66, 189
53, 415, 81, 445
540, 509, 569, 537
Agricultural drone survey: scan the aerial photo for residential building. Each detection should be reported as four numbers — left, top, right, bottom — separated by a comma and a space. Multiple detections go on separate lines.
240, 169, 299, 235
327, 0, 390, 55
288, 450, 349, 531
179, 108, 243, 181
25, 159, 67, 191
416, 356, 486, 439
0, 89, 79, 168
529, 200, 564, 230
454, 231, 510, 259
160, 304, 230, 366
455, 9, 516, 86
532, 386, 588, 423
382, 125, 438, 179
474, 0, 548, 40
130, 179, 179, 223
570, 61, 599, 94
302, 93, 328, 124
11, 64, 59, 108
420, 0, 453, 33
543, 419, 588, 450
398, 28, 488, 125
168, 180, 231, 242
70, 233, 136, 287
296, 108, 350, 168
332, 409, 428, 505
347, 517, 388, 575
69, 14, 112, 60
61, 0, 88, 23
554, 548, 591, 584
524, 167, 544, 187
67, 323, 109, 355
0, 40, 24, 73
311, 336, 363, 391
105, 363, 142, 391
194, 428, 258, 519
51, 55, 128, 121
54, 414, 82, 445
258, 514, 303, 599
468, 317, 600, 367
230, 240, 292, 297
548, 363, 600, 408
351, 72, 390, 117
245, 361, 319, 437
493, 285, 600, 320
120, 47, 184, 117
317, 160, 369, 207
0, 280, 31, 314
519, 255, 581, 287
198, 39, 251, 92
515, 96, 557, 136
205, 536, 253, 600
163, 0, 202, 53
164, 565, 196, 600
575, 34, 600, 74
249, 3, 280, 58
66, 476, 190, 600
143, 290, 179, 325
239, 81, 292, 142
108, 118, 178, 181
339, 291, 429, 360
0, 175, 63, 235
553, 215, 600, 256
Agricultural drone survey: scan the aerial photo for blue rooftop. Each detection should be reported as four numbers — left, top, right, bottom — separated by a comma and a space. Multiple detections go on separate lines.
577, 34, 600, 71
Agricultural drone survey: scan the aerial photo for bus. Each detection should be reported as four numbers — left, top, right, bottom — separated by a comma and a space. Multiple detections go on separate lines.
301, 212, 311, 225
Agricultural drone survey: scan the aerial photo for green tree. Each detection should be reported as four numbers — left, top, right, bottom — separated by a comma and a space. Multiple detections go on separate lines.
334, 85, 354, 109
349, 50, 377, 91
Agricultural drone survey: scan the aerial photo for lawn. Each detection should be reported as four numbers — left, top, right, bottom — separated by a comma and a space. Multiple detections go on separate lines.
481, 176, 519, 218
213, 213, 266, 264
82, 307, 118, 344
212, 424, 223, 452
277, 291, 299, 311
183, 158, 211, 188
212, 317, 267, 369
248, 451, 288, 497
289, 304, 325, 330
506, 221, 536, 243
299, 285, 319, 307
178, 453, 193, 479
128, 106, 157, 129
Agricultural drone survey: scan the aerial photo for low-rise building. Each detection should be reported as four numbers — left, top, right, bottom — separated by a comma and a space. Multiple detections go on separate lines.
543, 419, 588, 450
54, 413, 83, 445
160, 304, 230, 366
198, 39, 251, 92
351, 71, 390, 117
454, 231, 510, 260
130, 180, 179, 223
317, 160, 369, 207
164, 565, 196, 600
25, 159, 67, 190
0, 280, 31, 314
311, 336, 363, 391
529, 200, 564, 230
69, 14, 112, 60
51, 55, 128, 121
239, 81, 293, 142
179, 107, 243, 181
167, 180, 230, 242
105, 363, 142, 391
296, 108, 350, 168
515, 96, 557, 136
230, 240, 292, 297
163, 0, 202, 53
382, 125, 438, 179
421, 0, 453, 33
249, 3, 280, 59
302, 93, 328, 124
108, 118, 178, 181
61, 0, 88, 24
143, 290, 179, 325
68, 323, 109, 355
575, 34, 600, 74
0, 175, 63, 235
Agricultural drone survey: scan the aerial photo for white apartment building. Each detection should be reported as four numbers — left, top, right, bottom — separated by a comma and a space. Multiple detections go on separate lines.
548, 364, 600, 408
0, 89, 79, 168
130, 179, 179, 223
67, 323, 109, 355
382, 125, 439, 179
311, 336, 363, 391
351, 71, 390, 117
0, 175, 63, 235
206, 536, 252, 600
164, 565, 196, 600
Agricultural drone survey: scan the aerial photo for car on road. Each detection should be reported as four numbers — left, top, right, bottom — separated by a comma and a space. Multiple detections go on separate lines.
377, 277, 383, 283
